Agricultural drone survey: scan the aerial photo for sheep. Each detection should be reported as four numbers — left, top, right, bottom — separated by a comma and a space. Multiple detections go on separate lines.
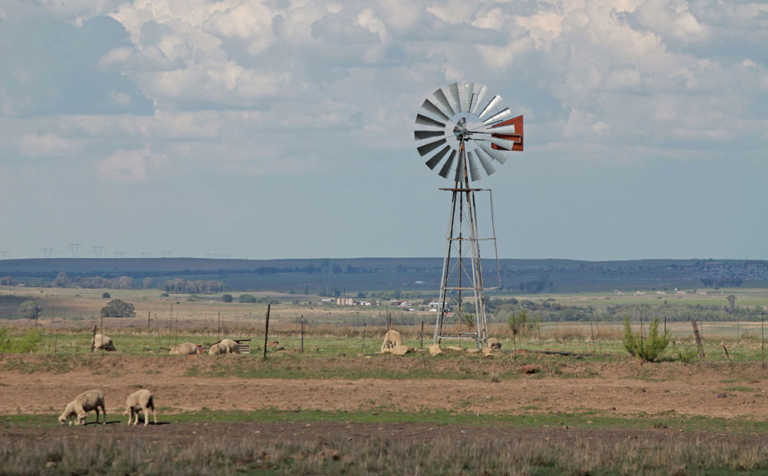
58, 389, 106, 426
208, 338, 240, 355
220, 338, 240, 353
380, 329, 402, 353
124, 389, 157, 426
169, 342, 202, 355
92, 333, 116, 351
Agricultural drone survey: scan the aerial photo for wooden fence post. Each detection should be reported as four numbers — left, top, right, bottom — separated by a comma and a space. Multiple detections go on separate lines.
147, 311, 151, 331
692, 319, 705, 358
90, 325, 97, 352
420, 320, 424, 348
300, 315, 305, 353
263, 304, 271, 360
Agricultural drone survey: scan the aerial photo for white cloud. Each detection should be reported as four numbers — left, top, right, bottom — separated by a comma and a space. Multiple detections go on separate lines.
98, 147, 167, 182
18, 133, 82, 157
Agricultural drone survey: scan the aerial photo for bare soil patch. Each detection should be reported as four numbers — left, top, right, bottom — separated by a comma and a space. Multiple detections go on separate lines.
2, 354, 768, 420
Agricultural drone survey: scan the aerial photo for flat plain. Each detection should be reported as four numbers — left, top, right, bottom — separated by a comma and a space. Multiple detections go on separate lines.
4, 286, 768, 474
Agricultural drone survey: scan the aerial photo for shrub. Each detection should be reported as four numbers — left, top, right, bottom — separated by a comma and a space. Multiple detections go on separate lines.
239, 294, 258, 303
17, 300, 41, 320
0, 329, 42, 353
623, 317, 670, 362
222, 294, 233, 303
508, 310, 537, 337
102, 292, 111, 299
101, 299, 135, 318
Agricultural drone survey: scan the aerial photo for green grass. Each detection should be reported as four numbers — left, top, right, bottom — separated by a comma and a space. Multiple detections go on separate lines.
5, 407, 768, 434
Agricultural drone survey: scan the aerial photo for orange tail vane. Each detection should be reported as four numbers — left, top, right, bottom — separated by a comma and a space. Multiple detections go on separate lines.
490, 115, 523, 151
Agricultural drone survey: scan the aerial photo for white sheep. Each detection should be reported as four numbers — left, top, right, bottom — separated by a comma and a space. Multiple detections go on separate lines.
124, 389, 157, 426
208, 338, 240, 355
169, 342, 202, 355
58, 389, 106, 425
380, 329, 402, 353
92, 333, 116, 351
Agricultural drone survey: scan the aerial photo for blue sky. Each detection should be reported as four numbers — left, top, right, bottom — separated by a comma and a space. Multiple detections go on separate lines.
0, 0, 767, 260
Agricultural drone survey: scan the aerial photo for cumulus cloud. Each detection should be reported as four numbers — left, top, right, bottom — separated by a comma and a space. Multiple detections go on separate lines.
1, 0, 766, 178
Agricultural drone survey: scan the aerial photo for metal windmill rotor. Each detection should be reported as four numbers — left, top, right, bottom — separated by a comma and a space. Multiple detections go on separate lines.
414, 81, 524, 347
414, 81, 523, 182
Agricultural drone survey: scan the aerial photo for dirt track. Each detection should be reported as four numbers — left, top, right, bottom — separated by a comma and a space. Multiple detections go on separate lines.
2, 355, 768, 420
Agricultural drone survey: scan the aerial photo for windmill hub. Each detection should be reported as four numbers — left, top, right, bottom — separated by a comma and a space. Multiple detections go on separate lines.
413, 81, 525, 347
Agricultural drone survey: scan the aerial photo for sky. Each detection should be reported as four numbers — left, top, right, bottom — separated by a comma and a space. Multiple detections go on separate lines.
0, 0, 767, 261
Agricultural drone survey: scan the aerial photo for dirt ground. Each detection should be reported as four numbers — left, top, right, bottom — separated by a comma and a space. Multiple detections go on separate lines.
2, 355, 768, 420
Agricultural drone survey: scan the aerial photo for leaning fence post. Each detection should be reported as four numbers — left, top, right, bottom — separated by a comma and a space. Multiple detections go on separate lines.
263, 303, 271, 360
692, 319, 705, 359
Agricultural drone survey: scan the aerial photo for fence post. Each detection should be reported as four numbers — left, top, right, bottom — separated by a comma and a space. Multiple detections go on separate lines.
263, 304, 271, 360
300, 315, 304, 353
90, 325, 97, 352
420, 320, 424, 348
147, 311, 151, 331
762, 317, 766, 370
692, 319, 705, 359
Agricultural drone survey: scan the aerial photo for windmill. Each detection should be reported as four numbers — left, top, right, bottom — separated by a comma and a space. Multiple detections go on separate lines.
414, 81, 524, 347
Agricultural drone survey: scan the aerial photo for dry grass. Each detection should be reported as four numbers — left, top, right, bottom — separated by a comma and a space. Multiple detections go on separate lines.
3, 424, 768, 475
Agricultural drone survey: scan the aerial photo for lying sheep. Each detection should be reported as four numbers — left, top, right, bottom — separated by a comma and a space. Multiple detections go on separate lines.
208, 338, 240, 355
124, 389, 157, 426
92, 333, 116, 351
58, 389, 106, 425
169, 342, 202, 355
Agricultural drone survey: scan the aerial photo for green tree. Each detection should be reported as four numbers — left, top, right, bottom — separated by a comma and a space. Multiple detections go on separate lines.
222, 294, 233, 303
101, 299, 135, 318
623, 317, 670, 362
18, 300, 41, 320
239, 294, 258, 303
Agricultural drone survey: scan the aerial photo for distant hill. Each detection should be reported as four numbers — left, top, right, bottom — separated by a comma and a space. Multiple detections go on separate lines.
1, 258, 767, 294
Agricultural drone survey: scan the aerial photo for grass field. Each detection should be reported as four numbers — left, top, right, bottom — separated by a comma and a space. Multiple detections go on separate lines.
4, 286, 768, 474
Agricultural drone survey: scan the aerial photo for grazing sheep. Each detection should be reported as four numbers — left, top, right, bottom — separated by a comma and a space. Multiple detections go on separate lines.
58, 389, 106, 426
208, 338, 240, 355
124, 389, 157, 426
92, 333, 116, 351
169, 342, 202, 355
380, 329, 402, 353
220, 338, 240, 353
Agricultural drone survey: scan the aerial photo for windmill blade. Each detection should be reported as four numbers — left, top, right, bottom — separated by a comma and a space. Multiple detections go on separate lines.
467, 150, 482, 181
489, 136, 518, 151
433, 88, 455, 116
479, 143, 508, 164
414, 130, 445, 141
420, 99, 450, 122
425, 145, 450, 170
478, 95, 502, 120
417, 138, 447, 156
475, 147, 497, 176
438, 151, 456, 178
464, 82, 476, 113
459, 82, 473, 114
415, 114, 445, 129
482, 108, 514, 125
449, 82, 463, 113
470, 84, 487, 114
